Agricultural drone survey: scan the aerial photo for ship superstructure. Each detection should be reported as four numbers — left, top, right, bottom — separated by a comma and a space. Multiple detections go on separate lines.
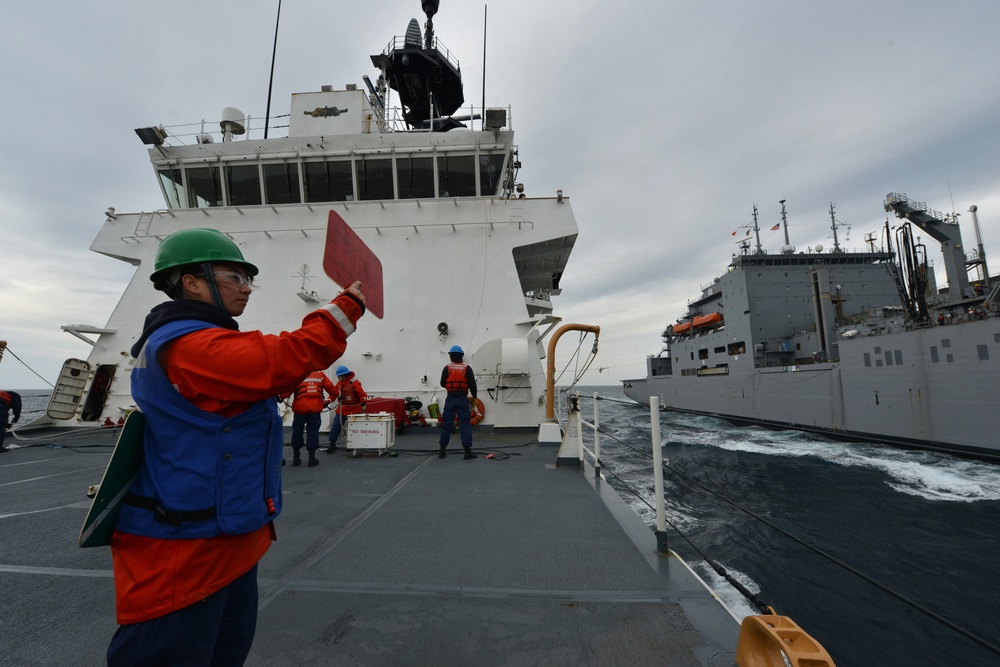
624, 194, 1000, 460
41, 2, 576, 430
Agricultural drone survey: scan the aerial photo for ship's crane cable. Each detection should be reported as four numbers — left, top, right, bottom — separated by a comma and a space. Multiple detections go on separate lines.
584, 414, 1000, 658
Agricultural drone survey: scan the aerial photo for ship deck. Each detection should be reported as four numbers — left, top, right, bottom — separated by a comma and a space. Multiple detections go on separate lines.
0, 425, 739, 666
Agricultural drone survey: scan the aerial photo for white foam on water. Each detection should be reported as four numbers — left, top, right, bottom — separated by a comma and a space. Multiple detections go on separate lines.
666, 414, 1000, 503
691, 561, 761, 621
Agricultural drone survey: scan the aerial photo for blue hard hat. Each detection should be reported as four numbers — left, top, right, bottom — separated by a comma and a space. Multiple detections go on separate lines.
449, 345, 464, 354
335, 365, 350, 376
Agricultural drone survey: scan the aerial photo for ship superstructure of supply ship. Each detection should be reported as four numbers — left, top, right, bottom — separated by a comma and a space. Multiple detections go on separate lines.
36, 3, 577, 431
623, 194, 1000, 460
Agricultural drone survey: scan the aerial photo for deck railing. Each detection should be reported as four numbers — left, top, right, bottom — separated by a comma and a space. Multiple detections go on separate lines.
572, 392, 601, 475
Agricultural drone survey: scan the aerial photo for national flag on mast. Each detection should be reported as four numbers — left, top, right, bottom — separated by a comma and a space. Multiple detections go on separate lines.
771, 223, 780, 231
746, 229, 751, 236
731, 230, 737, 236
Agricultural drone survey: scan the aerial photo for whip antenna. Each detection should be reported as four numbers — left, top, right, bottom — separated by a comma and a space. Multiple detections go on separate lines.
481, 5, 487, 131
264, 0, 282, 139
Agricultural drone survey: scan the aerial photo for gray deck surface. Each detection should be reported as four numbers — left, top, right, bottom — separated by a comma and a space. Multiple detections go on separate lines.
0, 425, 739, 666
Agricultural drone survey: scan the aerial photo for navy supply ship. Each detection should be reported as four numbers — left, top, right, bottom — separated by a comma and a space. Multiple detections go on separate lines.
623, 193, 1000, 461
32, 1, 579, 433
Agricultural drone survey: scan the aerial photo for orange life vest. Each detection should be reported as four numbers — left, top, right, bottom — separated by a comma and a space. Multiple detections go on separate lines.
334, 374, 367, 415
290, 371, 334, 414
445, 363, 471, 393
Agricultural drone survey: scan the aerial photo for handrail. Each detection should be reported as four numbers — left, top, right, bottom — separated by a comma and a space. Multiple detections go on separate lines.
570, 392, 601, 475
543, 323, 600, 422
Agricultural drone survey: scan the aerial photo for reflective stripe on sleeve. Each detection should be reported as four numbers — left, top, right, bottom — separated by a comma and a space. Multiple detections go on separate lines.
320, 303, 355, 336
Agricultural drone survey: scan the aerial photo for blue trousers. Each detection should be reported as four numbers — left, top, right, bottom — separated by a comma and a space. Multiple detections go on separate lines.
328, 412, 348, 445
439, 394, 473, 449
291, 412, 321, 452
107, 564, 259, 666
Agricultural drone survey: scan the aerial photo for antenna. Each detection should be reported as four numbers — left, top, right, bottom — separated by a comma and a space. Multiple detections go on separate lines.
752, 203, 762, 254
264, 0, 282, 139
482, 4, 488, 132
220, 108, 246, 142
423, 0, 438, 50
779, 199, 793, 252
828, 202, 850, 252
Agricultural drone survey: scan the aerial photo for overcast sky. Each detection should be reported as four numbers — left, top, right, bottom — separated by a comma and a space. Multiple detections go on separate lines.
2, 0, 999, 391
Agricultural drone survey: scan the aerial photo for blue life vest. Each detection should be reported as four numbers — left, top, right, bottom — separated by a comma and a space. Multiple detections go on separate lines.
116, 320, 283, 539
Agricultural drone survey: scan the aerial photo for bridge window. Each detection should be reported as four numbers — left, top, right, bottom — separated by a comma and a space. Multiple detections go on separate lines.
263, 163, 301, 204
727, 342, 746, 355
357, 157, 394, 201
479, 151, 506, 196
304, 160, 354, 202
187, 166, 223, 208
226, 165, 262, 206
158, 169, 185, 208
397, 156, 434, 199
438, 154, 476, 197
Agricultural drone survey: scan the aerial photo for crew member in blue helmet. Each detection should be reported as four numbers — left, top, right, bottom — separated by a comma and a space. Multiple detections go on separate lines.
438, 345, 478, 459
325, 365, 368, 452
106, 228, 366, 666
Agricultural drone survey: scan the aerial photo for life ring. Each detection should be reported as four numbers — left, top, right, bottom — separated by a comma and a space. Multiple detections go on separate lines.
453, 398, 486, 426
469, 398, 485, 426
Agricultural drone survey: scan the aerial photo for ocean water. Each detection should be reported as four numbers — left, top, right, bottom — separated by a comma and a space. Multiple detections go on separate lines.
12, 388, 1000, 664
6, 390, 50, 424
571, 386, 1000, 667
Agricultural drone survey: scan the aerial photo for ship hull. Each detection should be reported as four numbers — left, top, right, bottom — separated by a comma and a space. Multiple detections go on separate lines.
625, 317, 1000, 461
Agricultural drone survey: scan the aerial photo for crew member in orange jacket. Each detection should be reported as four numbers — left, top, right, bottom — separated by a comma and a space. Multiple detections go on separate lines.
282, 370, 337, 467
325, 365, 367, 452
0, 390, 21, 452
106, 228, 365, 667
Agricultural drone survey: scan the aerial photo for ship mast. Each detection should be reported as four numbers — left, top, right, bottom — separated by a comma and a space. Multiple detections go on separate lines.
752, 204, 763, 254
779, 199, 793, 253
829, 203, 841, 252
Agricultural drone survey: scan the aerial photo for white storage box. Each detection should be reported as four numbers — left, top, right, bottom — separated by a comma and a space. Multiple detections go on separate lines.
346, 412, 395, 451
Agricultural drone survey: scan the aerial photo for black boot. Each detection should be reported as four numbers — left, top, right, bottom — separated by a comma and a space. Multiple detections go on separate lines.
438, 448, 447, 459
325, 442, 337, 453
293, 451, 301, 466
308, 451, 319, 467
463, 449, 477, 460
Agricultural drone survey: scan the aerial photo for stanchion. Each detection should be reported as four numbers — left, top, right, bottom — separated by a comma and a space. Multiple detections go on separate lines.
649, 396, 668, 553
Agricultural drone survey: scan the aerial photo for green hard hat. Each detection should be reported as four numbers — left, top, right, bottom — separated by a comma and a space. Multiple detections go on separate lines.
150, 228, 259, 285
